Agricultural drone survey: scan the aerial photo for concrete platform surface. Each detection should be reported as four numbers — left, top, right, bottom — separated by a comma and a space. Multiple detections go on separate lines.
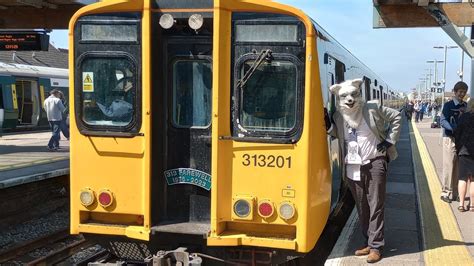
0, 131, 69, 188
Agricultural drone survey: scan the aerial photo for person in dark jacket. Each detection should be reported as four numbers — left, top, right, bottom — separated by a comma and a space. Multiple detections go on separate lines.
440, 81, 468, 203
454, 98, 474, 212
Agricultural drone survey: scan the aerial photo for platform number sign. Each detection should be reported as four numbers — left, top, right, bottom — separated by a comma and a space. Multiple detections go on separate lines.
82, 72, 94, 92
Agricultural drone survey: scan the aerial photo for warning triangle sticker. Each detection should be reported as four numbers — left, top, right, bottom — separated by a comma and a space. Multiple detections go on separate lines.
84, 74, 93, 83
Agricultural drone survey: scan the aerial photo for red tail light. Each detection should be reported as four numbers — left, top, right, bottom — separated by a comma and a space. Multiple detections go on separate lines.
258, 201, 274, 218
98, 190, 114, 208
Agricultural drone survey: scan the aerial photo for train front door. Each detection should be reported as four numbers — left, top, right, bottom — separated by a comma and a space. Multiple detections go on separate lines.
163, 38, 213, 224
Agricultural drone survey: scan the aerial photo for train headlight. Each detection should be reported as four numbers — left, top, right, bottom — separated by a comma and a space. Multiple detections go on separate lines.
159, 13, 175, 29
98, 189, 114, 208
188, 14, 204, 30
79, 188, 95, 207
258, 200, 274, 218
234, 199, 251, 218
279, 202, 295, 220
231, 196, 254, 220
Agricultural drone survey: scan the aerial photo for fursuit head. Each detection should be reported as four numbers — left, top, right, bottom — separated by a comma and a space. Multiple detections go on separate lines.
330, 78, 364, 129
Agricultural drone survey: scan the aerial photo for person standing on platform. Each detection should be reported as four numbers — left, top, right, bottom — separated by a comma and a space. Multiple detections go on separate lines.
325, 78, 402, 263
43, 89, 65, 151
405, 101, 414, 121
440, 81, 468, 203
420, 101, 426, 122
414, 100, 421, 122
454, 98, 474, 212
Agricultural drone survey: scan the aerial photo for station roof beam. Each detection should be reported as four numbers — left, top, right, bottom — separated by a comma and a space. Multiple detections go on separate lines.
373, 0, 474, 28
0, 0, 97, 29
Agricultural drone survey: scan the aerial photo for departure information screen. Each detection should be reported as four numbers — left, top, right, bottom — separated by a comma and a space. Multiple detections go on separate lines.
0, 32, 49, 51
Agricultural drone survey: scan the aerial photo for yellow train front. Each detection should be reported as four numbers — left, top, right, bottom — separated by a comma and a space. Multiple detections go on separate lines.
70, 0, 334, 263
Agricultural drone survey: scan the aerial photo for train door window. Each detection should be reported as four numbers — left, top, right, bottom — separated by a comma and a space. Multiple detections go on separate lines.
234, 55, 302, 140
376, 90, 380, 99
172, 59, 212, 128
328, 73, 336, 113
379, 86, 384, 105
78, 55, 138, 129
0, 85, 3, 109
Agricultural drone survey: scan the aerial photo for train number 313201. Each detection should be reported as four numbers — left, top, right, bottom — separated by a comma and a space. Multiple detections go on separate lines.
242, 154, 292, 168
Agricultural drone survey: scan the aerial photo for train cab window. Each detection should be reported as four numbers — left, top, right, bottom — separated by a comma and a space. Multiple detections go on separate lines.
79, 56, 137, 128
172, 59, 212, 128
237, 59, 298, 133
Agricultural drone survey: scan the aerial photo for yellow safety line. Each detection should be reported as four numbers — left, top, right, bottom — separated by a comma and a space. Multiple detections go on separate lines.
0, 156, 68, 172
409, 121, 473, 265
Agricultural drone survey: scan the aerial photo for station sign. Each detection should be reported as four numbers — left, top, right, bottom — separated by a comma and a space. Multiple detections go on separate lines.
0, 31, 49, 51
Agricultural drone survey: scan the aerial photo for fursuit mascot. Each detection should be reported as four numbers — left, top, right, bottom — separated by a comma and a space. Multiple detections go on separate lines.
324, 78, 402, 263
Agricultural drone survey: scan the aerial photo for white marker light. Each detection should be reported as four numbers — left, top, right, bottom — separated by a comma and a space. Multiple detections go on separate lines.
80, 188, 95, 207
159, 14, 175, 29
188, 14, 204, 30
279, 202, 295, 220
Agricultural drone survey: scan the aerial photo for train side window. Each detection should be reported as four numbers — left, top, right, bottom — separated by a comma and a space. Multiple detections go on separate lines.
172, 59, 212, 128
335, 60, 345, 83
364, 77, 371, 101
78, 55, 137, 128
234, 54, 303, 141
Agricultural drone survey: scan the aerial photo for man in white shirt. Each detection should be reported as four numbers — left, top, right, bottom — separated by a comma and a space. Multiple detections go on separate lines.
43, 89, 65, 151
326, 79, 401, 263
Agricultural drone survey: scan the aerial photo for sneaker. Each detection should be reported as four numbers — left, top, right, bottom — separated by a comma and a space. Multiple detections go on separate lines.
440, 195, 452, 203
367, 250, 382, 263
47, 147, 58, 152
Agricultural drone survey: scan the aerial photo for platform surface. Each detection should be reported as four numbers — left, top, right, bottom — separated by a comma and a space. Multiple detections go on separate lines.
326, 116, 473, 265
416, 119, 474, 259
0, 131, 69, 189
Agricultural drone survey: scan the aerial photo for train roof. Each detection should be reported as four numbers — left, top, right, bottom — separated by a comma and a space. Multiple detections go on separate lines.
0, 62, 68, 80
0, 43, 68, 69
310, 18, 395, 92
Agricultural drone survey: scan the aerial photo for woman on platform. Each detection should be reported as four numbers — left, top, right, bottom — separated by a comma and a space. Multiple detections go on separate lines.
454, 98, 474, 212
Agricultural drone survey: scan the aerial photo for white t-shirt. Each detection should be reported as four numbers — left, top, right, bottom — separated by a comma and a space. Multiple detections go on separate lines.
344, 118, 385, 165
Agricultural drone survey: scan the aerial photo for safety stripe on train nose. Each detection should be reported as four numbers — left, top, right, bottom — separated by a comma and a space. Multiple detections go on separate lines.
410, 121, 473, 265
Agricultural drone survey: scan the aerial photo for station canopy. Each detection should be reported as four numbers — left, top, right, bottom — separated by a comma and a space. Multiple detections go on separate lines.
373, 0, 474, 28
0, 0, 98, 29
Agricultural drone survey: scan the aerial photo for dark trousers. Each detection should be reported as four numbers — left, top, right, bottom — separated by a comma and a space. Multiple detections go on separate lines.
48, 121, 61, 149
415, 111, 420, 122
347, 157, 387, 252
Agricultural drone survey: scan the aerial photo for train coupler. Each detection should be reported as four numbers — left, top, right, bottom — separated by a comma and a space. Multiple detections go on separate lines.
147, 247, 203, 266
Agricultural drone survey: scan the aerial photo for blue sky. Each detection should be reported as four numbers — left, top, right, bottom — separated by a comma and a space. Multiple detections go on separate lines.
50, 0, 471, 93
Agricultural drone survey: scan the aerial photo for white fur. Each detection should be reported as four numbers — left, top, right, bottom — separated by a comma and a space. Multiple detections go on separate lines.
330, 78, 364, 129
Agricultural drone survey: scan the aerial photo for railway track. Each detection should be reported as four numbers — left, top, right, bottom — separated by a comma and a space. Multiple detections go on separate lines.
0, 229, 108, 265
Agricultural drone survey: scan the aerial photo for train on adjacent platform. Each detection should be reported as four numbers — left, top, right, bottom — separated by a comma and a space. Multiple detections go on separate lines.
69, 0, 403, 264
0, 63, 68, 131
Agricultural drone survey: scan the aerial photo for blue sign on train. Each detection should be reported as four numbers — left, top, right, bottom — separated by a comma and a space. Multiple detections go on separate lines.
164, 168, 211, 191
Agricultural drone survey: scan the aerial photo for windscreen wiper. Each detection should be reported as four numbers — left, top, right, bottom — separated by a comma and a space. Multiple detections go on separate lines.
236, 49, 273, 89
